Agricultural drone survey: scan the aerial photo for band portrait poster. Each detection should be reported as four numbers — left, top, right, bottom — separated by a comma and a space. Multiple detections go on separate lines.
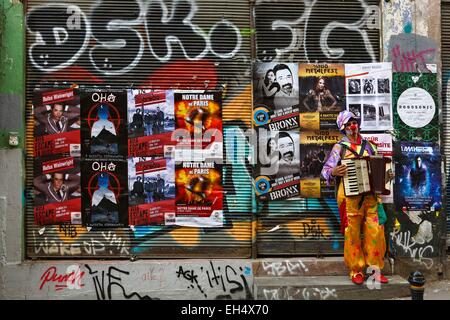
81, 160, 128, 228
345, 63, 393, 131
33, 156, 82, 225
254, 130, 301, 201
33, 88, 81, 157
128, 157, 176, 226
173, 91, 223, 227
394, 141, 442, 211
299, 63, 345, 130
393, 73, 439, 141
80, 90, 128, 160
299, 130, 342, 198
361, 133, 394, 203
253, 62, 299, 130
128, 90, 176, 157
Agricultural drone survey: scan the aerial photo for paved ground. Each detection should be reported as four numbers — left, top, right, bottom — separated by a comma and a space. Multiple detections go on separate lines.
392, 280, 450, 300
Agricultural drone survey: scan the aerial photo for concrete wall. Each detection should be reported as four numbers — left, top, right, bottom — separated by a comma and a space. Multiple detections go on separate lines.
0, 0, 24, 269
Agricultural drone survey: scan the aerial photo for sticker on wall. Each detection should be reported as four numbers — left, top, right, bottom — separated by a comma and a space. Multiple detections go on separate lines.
128, 157, 175, 226
252, 62, 299, 130
33, 88, 81, 157
33, 156, 81, 225
345, 63, 393, 131
393, 73, 439, 141
394, 141, 442, 211
127, 90, 176, 157
299, 63, 345, 130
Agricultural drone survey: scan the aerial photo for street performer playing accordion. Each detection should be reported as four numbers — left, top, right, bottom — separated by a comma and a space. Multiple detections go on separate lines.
321, 110, 394, 285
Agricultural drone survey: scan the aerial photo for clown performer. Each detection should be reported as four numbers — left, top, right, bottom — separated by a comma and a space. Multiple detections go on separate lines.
321, 110, 394, 285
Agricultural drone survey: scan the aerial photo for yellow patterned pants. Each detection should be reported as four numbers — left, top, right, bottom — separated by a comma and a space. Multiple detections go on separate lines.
337, 183, 386, 277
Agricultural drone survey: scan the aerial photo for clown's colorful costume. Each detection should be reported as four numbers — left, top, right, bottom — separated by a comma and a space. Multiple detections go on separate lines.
321, 111, 388, 285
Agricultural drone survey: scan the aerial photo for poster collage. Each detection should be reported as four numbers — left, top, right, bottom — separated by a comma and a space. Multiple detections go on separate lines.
33, 88, 223, 228
253, 62, 442, 212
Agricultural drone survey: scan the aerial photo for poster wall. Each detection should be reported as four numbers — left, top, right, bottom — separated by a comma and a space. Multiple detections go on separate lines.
345, 63, 393, 131
393, 73, 439, 141
299, 63, 345, 130
394, 141, 442, 211
299, 130, 342, 198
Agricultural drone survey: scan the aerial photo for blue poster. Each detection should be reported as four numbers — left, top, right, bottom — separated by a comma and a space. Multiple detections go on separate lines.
394, 141, 442, 211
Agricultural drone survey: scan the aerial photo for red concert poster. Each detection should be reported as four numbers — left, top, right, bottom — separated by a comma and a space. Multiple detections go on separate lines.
33, 156, 81, 225
33, 88, 81, 157
128, 157, 175, 226
127, 90, 176, 157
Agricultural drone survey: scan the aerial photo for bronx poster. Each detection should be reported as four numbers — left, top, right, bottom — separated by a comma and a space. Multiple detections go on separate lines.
394, 141, 442, 211
299, 63, 345, 130
299, 130, 342, 198
393, 73, 439, 141
173, 91, 223, 227
254, 130, 301, 201
253, 62, 300, 131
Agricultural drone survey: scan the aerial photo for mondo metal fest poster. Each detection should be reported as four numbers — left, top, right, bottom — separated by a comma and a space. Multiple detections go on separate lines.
299, 63, 345, 130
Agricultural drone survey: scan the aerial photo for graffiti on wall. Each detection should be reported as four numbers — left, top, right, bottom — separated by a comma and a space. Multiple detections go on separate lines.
389, 210, 442, 269
25, 0, 380, 257
260, 287, 338, 300
387, 33, 438, 73
254, 0, 379, 63
176, 261, 253, 299
85, 264, 158, 300
27, 1, 242, 75
32, 226, 131, 256
39, 265, 85, 291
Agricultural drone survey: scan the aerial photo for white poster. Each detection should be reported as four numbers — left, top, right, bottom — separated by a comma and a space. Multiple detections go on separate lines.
346, 63, 393, 131
361, 133, 394, 203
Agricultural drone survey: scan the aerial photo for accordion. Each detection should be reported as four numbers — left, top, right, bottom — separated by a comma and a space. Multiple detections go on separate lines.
341, 156, 392, 197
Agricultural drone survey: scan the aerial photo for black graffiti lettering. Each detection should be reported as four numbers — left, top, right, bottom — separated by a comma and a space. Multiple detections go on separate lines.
225, 265, 243, 294
59, 224, 77, 238
145, 0, 208, 61
27, 4, 89, 71
90, 0, 143, 74
254, 1, 306, 61
85, 265, 156, 300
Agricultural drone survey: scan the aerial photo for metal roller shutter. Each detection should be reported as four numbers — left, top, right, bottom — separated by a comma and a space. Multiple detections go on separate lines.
25, 0, 253, 258
442, 0, 450, 249
253, 0, 381, 255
